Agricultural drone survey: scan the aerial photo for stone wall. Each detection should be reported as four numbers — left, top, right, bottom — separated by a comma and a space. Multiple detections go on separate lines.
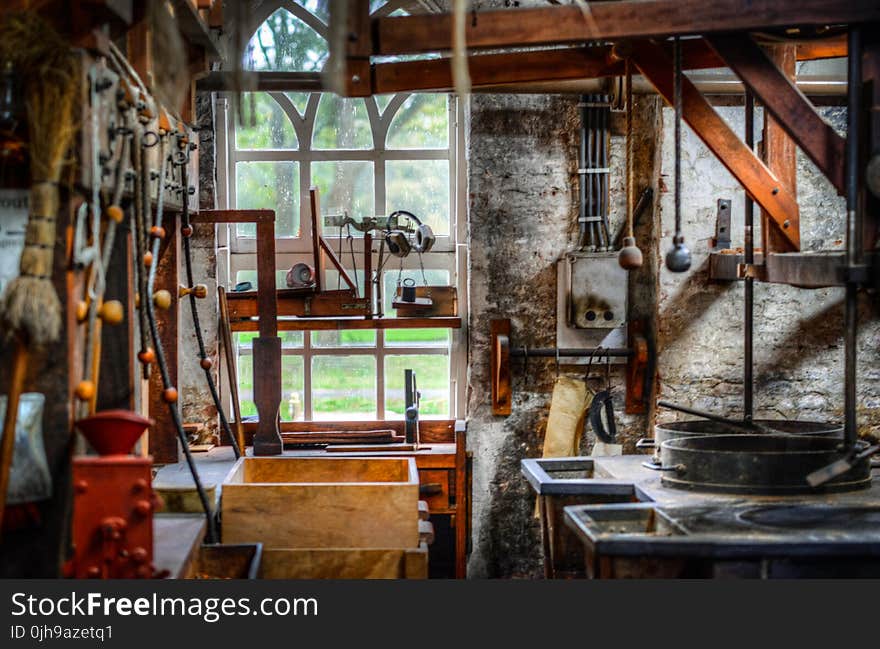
656, 105, 880, 436
465, 94, 661, 577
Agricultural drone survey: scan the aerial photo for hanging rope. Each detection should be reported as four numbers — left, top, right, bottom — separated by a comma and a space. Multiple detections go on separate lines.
617, 59, 643, 270
179, 158, 242, 460
665, 36, 692, 273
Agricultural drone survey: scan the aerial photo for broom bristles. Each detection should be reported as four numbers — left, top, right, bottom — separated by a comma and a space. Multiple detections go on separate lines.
1, 276, 61, 346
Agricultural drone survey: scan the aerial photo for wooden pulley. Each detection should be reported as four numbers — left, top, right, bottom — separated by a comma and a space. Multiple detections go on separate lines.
98, 300, 124, 325
153, 289, 172, 310
179, 284, 207, 299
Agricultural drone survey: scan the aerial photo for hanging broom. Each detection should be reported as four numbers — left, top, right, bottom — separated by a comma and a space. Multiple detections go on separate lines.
0, 13, 79, 538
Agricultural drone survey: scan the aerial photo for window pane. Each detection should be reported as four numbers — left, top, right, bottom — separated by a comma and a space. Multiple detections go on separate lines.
236, 329, 303, 353
312, 95, 373, 149
386, 94, 448, 149
236, 351, 256, 420
235, 93, 297, 150
235, 161, 299, 237
233, 268, 290, 291
383, 269, 451, 347
385, 355, 450, 420
312, 356, 377, 420
312, 161, 374, 221
245, 9, 327, 72
286, 91, 312, 117
312, 330, 376, 348
280, 356, 305, 421
386, 159, 449, 235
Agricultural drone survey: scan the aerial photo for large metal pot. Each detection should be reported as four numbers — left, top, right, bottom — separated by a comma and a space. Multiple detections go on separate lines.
648, 419, 843, 449
656, 434, 872, 495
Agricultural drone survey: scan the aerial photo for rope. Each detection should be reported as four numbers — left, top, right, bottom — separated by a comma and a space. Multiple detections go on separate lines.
180, 160, 242, 460
673, 36, 682, 240
144, 137, 217, 543
625, 59, 634, 239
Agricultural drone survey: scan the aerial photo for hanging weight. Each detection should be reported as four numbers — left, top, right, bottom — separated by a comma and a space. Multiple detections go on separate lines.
386, 230, 411, 257
413, 223, 435, 253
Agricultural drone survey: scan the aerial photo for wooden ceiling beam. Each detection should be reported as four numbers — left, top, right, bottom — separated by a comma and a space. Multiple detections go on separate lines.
631, 40, 801, 251
374, 1, 879, 56
708, 33, 846, 196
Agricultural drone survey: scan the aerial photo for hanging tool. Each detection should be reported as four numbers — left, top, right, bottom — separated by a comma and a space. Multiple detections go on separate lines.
665, 36, 692, 273
618, 59, 643, 270
587, 350, 617, 443
657, 400, 775, 434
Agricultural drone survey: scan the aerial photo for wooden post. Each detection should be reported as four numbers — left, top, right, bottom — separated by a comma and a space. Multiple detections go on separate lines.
252, 219, 282, 456
148, 213, 180, 464
761, 45, 800, 253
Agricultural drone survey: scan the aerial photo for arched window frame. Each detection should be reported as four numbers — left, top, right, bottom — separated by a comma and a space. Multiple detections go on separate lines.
213, 0, 467, 422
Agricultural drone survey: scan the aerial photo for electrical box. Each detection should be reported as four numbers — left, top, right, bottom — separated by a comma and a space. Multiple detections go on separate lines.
566, 251, 628, 329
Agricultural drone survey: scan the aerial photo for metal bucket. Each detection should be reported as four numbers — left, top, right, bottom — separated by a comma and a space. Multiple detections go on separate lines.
657, 434, 872, 495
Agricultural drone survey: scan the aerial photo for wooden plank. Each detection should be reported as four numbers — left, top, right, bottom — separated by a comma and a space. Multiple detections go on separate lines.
632, 40, 800, 250
230, 315, 461, 332
708, 34, 846, 195
373, 1, 880, 55
797, 36, 847, 61
251, 335, 282, 456
149, 213, 180, 464
261, 546, 427, 579
373, 46, 619, 94
222, 456, 419, 549
761, 44, 800, 254
310, 187, 324, 292
97, 229, 135, 411
490, 319, 511, 416
453, 421, 468, 578
255, 220, 277, 338
226, 289, 369, 320
191, 209, 276, 224
235, 419, 456, 445
393, 286, 458, 318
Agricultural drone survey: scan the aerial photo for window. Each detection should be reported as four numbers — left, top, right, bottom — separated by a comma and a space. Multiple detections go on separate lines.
216, 1, 466, 422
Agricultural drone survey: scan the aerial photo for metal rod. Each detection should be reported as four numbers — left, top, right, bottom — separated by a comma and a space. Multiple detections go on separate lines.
510, 347, 632, 358
658, 400, 759, 433
579, 94, 590, 248
844, 26, 863, 449
744, 89, 755, 421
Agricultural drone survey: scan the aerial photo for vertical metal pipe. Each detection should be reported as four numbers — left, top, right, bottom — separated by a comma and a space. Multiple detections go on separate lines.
578, 94, 588, 248
744, 90, 755, 421
845, 26, 863, 448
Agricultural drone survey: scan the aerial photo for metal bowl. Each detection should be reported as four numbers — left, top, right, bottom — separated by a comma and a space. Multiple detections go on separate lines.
658, 434, 871, 495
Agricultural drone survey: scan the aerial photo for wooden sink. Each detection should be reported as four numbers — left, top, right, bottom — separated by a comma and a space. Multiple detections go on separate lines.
221, 456, 420, 549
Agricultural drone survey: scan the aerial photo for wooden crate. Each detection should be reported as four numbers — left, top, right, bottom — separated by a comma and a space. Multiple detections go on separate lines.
260, 543, 428, 579
221, 456, 420, 549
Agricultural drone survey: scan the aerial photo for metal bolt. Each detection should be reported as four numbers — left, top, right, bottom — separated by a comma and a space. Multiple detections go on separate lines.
772, 187, 779, 195
188, 186, 196, 195
150, 171, 159, 181
783, 219, 790, 229
352, 74, 361, 83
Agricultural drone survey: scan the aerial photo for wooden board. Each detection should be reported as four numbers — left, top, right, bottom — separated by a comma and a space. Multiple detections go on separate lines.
221, 456, 420, 549
393, 286, 458, 317
260, 543, 428, 579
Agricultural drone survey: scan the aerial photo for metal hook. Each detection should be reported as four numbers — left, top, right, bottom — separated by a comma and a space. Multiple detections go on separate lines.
142, 130, 159, 148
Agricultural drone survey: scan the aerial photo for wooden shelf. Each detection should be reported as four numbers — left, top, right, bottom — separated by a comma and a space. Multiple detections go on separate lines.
230, 316, 461, 332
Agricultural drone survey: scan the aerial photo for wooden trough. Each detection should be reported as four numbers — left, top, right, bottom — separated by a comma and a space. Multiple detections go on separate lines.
221, 456, 421, 550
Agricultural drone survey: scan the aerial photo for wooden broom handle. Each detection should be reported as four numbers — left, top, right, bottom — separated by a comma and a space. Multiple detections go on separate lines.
0, 339, 29, 541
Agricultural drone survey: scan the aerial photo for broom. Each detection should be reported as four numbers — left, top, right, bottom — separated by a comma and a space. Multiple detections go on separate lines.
0, 13, 79, 537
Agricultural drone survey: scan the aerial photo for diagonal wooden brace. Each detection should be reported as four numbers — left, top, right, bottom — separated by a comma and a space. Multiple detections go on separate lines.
707, 34, 846, 196
632, 40, 800, 251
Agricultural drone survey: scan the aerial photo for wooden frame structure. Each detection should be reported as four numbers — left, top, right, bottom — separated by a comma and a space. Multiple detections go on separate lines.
333, 0, 880, 262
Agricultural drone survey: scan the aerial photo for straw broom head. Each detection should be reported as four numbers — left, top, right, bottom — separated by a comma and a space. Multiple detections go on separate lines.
0, 13, 79, 346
